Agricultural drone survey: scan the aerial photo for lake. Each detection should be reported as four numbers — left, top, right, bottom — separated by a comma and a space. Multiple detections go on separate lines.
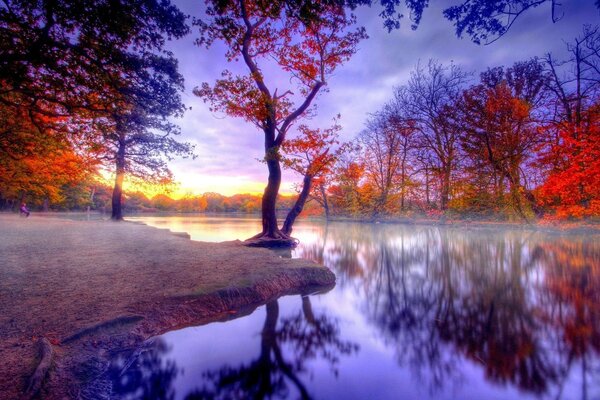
111, 215, 600, 400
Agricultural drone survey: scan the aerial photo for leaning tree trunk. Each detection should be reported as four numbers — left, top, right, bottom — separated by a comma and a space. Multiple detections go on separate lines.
246, 117, 301, 248
246, 140, 297, 247
111, 141, 126, 221
261, 153, 282, 236
282, 174, 312, 236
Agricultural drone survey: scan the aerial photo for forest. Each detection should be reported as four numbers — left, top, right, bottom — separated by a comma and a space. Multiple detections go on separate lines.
1, 0, 599, 227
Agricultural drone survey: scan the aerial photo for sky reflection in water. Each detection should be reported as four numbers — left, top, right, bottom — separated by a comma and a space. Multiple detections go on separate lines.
115, 216, 600, 400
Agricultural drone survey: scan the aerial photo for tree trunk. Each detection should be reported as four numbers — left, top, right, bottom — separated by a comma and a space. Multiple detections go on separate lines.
261, 151, 282, 236
111, 141, 126, 221
18, 192, 25, 212
320, 184, 330, 220
42, 198, 49, 212
440, 167, 451, 211
282, 174, 312, 236
301, 296, 316, 326
87, 186, 96, 213
246, 136, 297, 247
424, 165, 430, 207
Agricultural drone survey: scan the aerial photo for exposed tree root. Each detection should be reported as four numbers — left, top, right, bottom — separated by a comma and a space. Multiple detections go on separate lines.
244, 231, 300, 248
61, 315, 144, 345
23, 338, 53, 400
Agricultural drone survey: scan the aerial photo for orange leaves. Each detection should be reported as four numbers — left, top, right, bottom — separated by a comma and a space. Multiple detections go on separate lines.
195, 71, 271, 125
281, 118, 344, 179
197, 0, 366, 130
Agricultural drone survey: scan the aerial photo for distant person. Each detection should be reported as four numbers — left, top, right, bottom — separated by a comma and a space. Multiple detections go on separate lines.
20, 203, 30, 217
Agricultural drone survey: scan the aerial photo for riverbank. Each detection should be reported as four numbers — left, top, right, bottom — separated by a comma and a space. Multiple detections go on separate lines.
0, 215, 335, 399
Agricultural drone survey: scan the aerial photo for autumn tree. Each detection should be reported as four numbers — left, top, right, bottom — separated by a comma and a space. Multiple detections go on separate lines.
328, 151, 367, 217
392, 60, 469, 210
457, 59, 548, 219
280, 117, 348, 235
1, 0, 194, 219
538, 26, 600, 218
359, 106, 418, 216
539, 104, 600, 218
0, 0, 189, 147
196, 0, 366, 246
0, 103, 97, 209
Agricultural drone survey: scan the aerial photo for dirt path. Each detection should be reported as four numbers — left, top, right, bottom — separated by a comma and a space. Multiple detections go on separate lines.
0, 214, 334, 399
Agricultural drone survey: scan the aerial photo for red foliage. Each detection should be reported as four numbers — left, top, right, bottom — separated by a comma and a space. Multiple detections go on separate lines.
539, 105, 600, 219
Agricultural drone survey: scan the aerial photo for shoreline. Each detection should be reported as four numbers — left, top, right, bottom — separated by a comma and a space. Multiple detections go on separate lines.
12, 210, 600, 235
0, 215, 334, 399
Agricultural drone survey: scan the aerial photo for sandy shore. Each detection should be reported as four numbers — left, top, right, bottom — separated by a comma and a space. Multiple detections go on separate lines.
0, 214, 335, 399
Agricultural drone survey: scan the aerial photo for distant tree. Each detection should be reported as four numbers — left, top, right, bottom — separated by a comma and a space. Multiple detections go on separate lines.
281, 118, 349, 235
196, 0, 367, 246
392, 60, 470, 210
457, 59, 548, 219
99, 106, 195, 220
328, 153, 367, 217
359, 107, 418, 216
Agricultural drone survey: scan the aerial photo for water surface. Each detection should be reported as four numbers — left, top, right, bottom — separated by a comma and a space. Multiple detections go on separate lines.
114, 215, 600, 400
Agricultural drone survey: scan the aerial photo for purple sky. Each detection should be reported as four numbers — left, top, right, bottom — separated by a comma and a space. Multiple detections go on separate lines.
160, 0, 598, 197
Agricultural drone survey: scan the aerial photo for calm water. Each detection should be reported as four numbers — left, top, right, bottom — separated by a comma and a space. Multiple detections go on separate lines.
111, 215, 600, 400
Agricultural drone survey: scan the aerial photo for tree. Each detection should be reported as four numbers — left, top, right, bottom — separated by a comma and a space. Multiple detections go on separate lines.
280, 118, 348, 235
328, 151, 367, 217
196, 0, 366, 246
544, 25, 600, 131
83, 11, 195, 221
359, 106, 418, 216
392, 60, 470, 210
539, 104, 600, 218
443, 0, 600, 45
0, 0, 190, 151
100, 108, 195, 221
538, 26, 600, 219
0, 105, 97, 209
457, 59, 548, 219
0, 0, 194, 220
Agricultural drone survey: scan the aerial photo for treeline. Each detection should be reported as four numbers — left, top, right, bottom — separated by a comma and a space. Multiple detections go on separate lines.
313, 26, 600, 221
1, 0, 598, 223
0, 180, 316, 215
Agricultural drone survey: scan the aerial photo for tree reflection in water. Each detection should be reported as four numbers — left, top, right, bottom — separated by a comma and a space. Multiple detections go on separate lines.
186, 297, 358, 399
109, 222, 600, 400
109, 295, 357, 400
109, 339, 179, 400
296, 223, 600, 399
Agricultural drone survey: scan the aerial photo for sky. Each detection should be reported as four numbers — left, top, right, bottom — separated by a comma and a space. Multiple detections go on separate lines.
151, 0, 599, 198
